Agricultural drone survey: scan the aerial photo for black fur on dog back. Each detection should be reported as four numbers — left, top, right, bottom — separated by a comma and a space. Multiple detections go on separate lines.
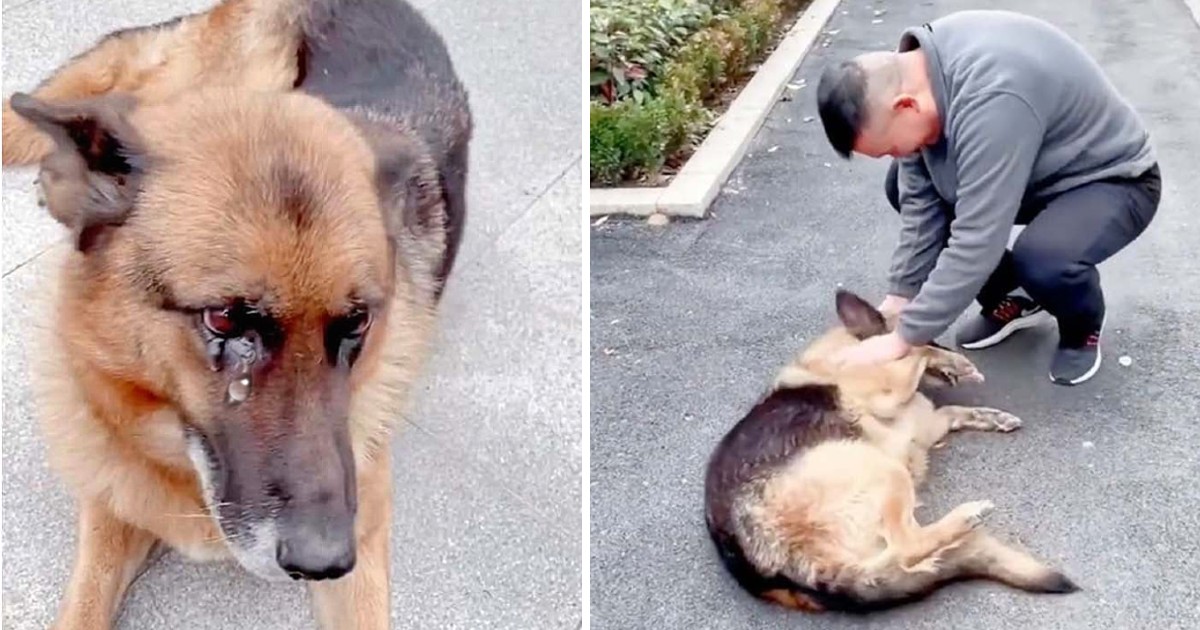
295, 0, 472, 298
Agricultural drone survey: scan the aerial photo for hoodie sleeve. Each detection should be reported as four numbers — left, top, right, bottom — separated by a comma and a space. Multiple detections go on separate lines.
887, 156, 952, 299
896, 92, 1045, 346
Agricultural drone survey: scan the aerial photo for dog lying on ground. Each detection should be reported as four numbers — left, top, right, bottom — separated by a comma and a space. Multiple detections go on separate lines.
704, 290, 1078, 613
4, 1, 470, 628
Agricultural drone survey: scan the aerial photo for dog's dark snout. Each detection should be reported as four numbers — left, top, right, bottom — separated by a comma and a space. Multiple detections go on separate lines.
266, 400, 358, 581
274, 481, 357, 581
276, 524, 356, 581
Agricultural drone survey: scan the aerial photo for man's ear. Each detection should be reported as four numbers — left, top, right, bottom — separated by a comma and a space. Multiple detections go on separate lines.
835, 289, 889, 340
9, 92, 145, 252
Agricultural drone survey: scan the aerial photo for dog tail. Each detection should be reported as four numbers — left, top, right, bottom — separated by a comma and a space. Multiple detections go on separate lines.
950, 532, 1080, 594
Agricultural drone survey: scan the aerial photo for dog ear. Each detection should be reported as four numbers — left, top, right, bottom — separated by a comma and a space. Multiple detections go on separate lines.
9, 92, 145, 252
835, 289, 888, 339
377, 145, 446, 243
358, 124, 451, 300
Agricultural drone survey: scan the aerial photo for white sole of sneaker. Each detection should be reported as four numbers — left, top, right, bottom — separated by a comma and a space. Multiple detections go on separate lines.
1050, 314, 1106, 386
1051, 345, 1102, 386
960, 309, 1054, 350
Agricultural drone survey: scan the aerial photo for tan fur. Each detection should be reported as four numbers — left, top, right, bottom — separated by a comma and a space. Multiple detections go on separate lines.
2, 0, 305, 165
761, 588, 825, 611
736, 298, 1073, 610
309, 447, 394, 627
24, 87, 433, 629
7, 1, 465, 626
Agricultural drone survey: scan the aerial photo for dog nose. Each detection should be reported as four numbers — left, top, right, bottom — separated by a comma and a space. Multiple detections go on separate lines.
276, 530, 356, 581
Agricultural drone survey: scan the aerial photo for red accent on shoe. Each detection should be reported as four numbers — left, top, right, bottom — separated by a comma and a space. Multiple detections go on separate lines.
992, 298, 1022, 322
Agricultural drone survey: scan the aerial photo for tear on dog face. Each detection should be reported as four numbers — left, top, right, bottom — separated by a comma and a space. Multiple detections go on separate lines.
13, 88, 446, 581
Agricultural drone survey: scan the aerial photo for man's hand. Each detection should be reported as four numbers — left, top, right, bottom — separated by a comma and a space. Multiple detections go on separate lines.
832, 331, 912, 367
877, 294, 910, 317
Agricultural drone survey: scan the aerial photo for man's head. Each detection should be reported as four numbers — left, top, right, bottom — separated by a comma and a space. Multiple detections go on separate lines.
816, 50, 941, 159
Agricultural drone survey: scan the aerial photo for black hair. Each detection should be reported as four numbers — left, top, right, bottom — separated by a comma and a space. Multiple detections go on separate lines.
816, 60, 868, 158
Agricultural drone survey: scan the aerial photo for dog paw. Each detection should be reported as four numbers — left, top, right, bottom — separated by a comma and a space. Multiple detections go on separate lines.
961, 500, 995, 528
925, 354, 985, 387
950, 363, 985, 385
940, 357, 988, 384
978, 408, 1022, 432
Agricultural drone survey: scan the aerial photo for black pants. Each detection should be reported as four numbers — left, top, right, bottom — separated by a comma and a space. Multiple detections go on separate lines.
884, 160, 1161, 343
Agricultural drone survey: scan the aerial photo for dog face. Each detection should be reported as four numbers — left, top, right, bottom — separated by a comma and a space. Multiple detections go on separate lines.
776, 290, 932, 415
12, 88, 447, 581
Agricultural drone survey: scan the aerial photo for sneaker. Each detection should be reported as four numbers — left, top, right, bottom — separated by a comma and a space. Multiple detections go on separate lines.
1050, 320, 1104, 386
956, 295, 1052, 350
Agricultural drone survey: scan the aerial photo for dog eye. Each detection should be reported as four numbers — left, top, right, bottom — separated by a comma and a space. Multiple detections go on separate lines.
203, 307, 243, 338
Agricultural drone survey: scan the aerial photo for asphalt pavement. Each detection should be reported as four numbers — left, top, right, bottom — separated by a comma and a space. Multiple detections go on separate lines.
590, 0, 1200, 628
1, 0, 582, 628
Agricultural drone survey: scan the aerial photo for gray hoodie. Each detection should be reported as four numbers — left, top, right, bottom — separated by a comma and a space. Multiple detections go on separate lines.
887, 10, 1156, 345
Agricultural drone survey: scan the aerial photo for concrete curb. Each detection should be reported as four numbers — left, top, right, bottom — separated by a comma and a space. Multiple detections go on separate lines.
589, 0, 843, 219
1185, 0, 1200, 29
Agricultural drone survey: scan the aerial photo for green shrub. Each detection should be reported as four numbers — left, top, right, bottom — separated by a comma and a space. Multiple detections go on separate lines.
590, 100, 664, 185
590, 0, 807, 186
663, 29, 729, 103
657, 90, 711, 157
590, 0, 717, 104
590, 90, 710, 185
733, 0, 781, 60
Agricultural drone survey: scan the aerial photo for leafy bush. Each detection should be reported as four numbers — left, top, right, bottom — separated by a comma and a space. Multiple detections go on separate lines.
590, 92, 708, 186
590, 0, 808, 186
733, 0, 785, 61
590, 0, 717, 104
662, 28, 729, 104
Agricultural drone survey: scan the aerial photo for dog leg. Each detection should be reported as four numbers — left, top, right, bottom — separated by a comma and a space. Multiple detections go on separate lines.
946, 531, 1079, 594
52, 499, 158, 630
939, 406, 1023, 433
896, 396, 953, 485
873, 499, 993, 575
851, 410, 937, 486
865, 465, 991, 572
309, 449, 393, 629
921, 346, 985, 387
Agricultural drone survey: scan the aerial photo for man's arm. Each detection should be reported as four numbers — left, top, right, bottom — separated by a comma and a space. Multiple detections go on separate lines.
896, 92, 1045, 346
886, 156, 952, 300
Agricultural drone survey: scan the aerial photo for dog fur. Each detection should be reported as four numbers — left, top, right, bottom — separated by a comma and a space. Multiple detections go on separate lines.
5, 1, 471, 628
704, 290, 1078, 613
2, 0, 304, 167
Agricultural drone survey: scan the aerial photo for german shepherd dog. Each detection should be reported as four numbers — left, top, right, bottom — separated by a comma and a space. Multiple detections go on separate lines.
704, 290, 1078, 613
4, 1, 470, 628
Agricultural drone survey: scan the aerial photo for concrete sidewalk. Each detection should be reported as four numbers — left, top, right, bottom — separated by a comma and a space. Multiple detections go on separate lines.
591, 0, 1200, 628
1, 0, 582, 628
